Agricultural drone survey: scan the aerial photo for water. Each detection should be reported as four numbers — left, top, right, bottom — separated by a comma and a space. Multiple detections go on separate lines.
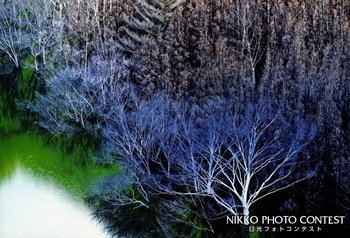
0, 133, 114, 238
0, 168, 109, 238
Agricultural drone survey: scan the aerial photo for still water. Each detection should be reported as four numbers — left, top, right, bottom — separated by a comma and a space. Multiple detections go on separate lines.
0, 133, 113, 238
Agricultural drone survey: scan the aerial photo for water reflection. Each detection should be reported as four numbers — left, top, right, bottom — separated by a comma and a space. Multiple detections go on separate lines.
0, 167, 110, 238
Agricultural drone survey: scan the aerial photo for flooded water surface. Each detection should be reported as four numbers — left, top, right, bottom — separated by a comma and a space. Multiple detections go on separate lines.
0, 133, 113, 238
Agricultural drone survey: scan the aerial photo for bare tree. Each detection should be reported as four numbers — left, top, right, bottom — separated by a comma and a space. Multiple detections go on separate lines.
101, 97, 315, 234
32, 55, 129, 136
162, 101, 315, 218
0, 0, 28, 68
227, 0, 268, 89
0, 0, 66, 73
204, 103, 314, 217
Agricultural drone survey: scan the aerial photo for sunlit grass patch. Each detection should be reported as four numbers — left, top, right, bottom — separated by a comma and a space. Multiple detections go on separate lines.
0, 132, 117, 199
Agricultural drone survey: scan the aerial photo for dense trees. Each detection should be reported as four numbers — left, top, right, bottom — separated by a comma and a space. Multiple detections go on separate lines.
100, 95, 315, 215
31, 55, 129, 136
88, 94, 315, 237
116, 0, 184, 53
1, 0, 350, 237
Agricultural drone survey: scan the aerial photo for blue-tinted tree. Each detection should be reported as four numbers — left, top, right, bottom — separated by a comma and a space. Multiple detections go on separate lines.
98, 97, 315, 236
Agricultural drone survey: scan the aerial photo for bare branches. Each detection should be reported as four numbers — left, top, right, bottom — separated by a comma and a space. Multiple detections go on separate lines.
101, 95, 315, 226
0, 0, 27, 68
0, 0, 65, 71
227, 0, 268, 88
32, 55, 129, 136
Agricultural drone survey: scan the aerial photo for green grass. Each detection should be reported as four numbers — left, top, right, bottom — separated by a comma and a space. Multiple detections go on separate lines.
0, 132, 117, 199
21, 55, 35, 83
250, 230, 261, 238
0, 116, 21, 135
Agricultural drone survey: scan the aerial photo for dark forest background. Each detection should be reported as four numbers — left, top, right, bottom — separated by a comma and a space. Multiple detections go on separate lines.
0, 0, 350, 237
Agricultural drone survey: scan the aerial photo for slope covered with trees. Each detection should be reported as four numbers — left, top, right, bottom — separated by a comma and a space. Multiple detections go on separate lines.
0, 0, 349, 237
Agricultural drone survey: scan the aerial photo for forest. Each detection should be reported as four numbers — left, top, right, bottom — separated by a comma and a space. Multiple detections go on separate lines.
0, 0, 349, 237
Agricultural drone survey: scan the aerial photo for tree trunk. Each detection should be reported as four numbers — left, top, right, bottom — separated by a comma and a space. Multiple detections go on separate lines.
243, 206, 250, 238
